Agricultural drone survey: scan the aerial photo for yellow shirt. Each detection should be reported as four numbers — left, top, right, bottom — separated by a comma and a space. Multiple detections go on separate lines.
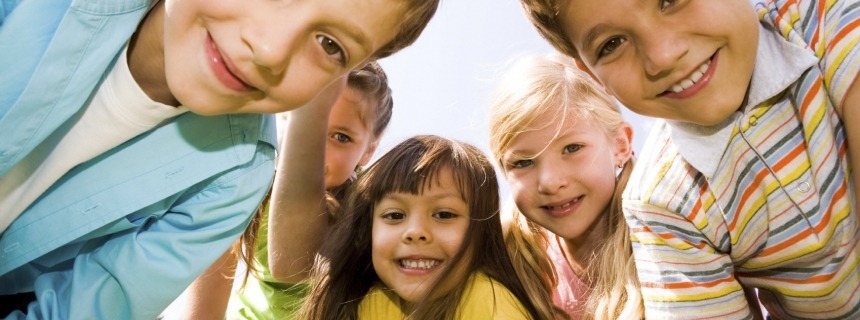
357, 272, 531, 319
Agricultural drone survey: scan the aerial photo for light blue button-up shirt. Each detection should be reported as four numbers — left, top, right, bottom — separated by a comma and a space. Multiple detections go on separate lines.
0, 0, 277, 319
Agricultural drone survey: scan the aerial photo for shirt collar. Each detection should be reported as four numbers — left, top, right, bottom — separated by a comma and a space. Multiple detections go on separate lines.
665, 23, 818, 177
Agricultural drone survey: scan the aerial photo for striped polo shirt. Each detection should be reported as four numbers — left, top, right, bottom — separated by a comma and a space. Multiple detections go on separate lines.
622, 0, 860, 318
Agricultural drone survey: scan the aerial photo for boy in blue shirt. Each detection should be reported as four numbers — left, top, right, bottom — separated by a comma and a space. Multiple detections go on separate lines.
0, 0, 438, 318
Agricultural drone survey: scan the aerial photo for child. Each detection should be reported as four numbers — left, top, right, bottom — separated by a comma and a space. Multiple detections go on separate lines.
519, 0, 860, 318
300, 135, 554, 319
0, 0, 438, 318
488, 53, 642, 319
168, 61, 394, 319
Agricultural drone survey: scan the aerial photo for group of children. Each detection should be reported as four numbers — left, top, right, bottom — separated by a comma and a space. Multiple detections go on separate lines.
2, 0, 859, 319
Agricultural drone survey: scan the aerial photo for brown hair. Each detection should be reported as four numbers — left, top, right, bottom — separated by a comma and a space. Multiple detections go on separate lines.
301, 135, 543, 320
347, 61, 394, 139
518, 0, 579, 58
489, 53, 642, 319
372, 0, 440, 59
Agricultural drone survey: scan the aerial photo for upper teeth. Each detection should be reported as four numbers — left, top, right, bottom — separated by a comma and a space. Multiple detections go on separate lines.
669, 60, 710, 93
401, 259, 439, 269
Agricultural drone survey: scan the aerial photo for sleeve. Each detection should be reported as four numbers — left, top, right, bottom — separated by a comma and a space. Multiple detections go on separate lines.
5, 144, 275, 320
817, 0, 860, 107
623, 200, 752, 319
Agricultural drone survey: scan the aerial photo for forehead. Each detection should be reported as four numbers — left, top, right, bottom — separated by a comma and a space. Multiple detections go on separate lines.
507, 110, 605, 152
329, 89, 373, 127
559, 0, 642, 47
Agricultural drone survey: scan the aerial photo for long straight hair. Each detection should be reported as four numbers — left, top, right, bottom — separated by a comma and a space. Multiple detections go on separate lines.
301, 135, 544, 319
489, 53, 643, 319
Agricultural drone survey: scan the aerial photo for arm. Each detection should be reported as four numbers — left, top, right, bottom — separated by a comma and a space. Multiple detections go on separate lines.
268, 78, 346, 282
6, 145, 274, 320
162, 247, 238, 319
623, 202, 751, 319
840, 77, 860, 222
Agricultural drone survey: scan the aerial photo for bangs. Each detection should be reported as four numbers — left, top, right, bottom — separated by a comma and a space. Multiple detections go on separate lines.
358, 136, 495, 219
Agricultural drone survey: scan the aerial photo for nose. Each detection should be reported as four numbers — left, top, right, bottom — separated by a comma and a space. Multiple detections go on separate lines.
638, 31, 688, 78
402, 217, 431, 244
536, 162, 567, 195
241, 19, 296, 75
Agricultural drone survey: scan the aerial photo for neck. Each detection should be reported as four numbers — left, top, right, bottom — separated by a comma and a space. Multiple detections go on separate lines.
560, 210, 610, 284
128, 0, 178, 106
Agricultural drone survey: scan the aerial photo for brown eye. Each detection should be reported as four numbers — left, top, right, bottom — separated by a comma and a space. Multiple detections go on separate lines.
316, 35, 346, 65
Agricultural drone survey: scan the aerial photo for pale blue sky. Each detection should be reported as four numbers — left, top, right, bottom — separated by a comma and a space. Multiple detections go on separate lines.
375, 0, 655, 195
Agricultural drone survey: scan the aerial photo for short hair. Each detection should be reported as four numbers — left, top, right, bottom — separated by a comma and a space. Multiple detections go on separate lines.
346, 61, 393, 139
519, 0, 580, 58
372, 0, 440, 59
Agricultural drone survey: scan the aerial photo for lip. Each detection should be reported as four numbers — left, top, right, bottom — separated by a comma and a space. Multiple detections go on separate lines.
205, 33, 254, 92
397, 256, 442, 276
660, 51, 718, 99
541, 196, 582, 218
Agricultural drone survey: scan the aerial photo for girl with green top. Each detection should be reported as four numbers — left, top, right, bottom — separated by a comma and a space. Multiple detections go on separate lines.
171, 61, 394, 319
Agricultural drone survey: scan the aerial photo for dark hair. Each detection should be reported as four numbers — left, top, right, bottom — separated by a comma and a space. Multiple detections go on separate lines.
347, 61, 393, 139
302, 135, 543, 319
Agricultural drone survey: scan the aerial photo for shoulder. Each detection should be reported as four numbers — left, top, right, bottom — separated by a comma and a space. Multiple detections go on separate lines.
358, 286, 404, 319
457, 272, 531, 319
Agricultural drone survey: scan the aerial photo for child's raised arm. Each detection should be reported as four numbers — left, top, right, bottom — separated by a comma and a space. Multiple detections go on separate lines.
841, 78, 860, 220
267, 79, 347, 283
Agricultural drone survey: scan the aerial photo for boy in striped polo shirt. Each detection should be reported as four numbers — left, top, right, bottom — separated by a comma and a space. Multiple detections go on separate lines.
519, 0, 860, 318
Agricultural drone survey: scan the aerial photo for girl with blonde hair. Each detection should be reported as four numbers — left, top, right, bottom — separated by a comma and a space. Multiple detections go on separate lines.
489, 53, 643, 319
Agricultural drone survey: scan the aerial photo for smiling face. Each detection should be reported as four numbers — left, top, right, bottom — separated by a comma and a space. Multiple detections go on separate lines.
371, 167, 471, 303
324, 88, 377, 188
160, 0, 405, 115
502, 111, 631, 242
559, 0, 759, 125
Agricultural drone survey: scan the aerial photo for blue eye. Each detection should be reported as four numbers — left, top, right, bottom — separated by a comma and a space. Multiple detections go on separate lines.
564, 144, 582, 154
510, 159, 533, 169
333, 132, 352, 143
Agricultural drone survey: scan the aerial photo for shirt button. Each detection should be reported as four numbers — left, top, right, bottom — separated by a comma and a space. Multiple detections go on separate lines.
797, 181, 811, 193
749, 115, 758, 126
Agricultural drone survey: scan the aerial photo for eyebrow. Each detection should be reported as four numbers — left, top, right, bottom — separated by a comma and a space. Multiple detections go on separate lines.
337, 21, 372, 60
581, 22, 612, 56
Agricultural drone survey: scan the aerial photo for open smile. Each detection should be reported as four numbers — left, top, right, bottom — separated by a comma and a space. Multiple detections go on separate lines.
660, 52, 718, 99
541, 196, 583, 217
398, 258, 442, 275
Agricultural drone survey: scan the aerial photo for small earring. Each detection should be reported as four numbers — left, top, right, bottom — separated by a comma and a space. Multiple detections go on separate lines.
615, 163, 624, 179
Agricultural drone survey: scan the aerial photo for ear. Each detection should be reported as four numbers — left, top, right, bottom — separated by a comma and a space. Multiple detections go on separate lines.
357, 140, 380, 169
612, 122, 634, 167
574, 58, 601, 85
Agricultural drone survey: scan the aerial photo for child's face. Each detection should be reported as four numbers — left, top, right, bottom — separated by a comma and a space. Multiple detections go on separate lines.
371, 168, 471, 302
162, 0, 405, 115
323, 88, 377, 188
558, 0, 759, 126
501, 112, 631, 242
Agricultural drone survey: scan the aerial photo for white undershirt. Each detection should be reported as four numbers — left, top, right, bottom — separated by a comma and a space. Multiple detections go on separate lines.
0, 45, 188, 233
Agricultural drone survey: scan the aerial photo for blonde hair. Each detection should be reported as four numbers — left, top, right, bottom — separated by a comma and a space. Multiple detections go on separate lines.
488, 53, 643, 320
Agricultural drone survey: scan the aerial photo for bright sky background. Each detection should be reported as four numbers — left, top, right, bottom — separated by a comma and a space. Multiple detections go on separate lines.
374, 0, 655, 196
